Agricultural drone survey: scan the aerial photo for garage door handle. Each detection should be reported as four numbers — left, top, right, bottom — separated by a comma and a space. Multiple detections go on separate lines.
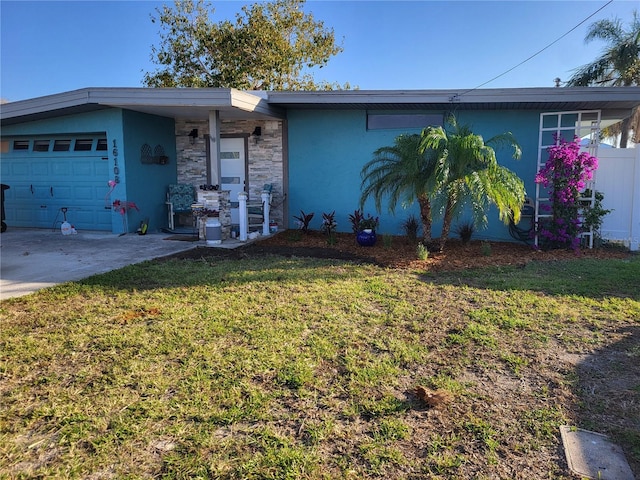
50, 187, 54, 197
30, 184, 34, 195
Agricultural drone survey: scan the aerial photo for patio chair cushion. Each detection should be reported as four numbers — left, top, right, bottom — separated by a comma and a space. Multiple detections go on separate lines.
168, 184, 196, 212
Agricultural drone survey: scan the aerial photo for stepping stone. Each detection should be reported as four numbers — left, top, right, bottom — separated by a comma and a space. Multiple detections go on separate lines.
560, 426, 635, 480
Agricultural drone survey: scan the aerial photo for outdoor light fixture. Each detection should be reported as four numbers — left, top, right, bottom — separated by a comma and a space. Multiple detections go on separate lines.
188, 129, 198, 144
252, 126, 262, 144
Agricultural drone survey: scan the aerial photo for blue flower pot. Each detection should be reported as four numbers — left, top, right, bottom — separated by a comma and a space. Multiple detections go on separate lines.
356, 229, 377, 247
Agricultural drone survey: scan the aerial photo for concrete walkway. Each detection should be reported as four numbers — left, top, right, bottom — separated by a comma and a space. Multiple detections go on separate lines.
0, 228, 223, 300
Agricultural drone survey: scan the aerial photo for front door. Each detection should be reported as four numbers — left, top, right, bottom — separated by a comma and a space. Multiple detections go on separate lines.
220, 137, 246, 225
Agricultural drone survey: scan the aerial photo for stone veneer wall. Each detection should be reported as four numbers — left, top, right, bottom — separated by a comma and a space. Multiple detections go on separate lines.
175, 119, 284, 230
176, 120, 209, 186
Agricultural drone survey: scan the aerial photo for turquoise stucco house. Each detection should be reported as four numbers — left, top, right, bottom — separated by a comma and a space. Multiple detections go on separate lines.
1, 87, 638, 247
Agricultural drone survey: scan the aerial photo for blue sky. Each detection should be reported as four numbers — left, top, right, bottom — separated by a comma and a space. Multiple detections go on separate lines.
1, 0, 637, 102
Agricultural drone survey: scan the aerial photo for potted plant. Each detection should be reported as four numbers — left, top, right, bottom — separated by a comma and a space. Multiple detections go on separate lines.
356, 214, 379, 246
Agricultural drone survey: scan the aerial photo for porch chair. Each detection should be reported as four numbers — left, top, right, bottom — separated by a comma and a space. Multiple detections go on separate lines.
247, 184, 273, 232
166, 184, 197, 231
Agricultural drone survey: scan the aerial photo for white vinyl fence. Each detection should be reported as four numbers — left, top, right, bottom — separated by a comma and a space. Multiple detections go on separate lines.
596, 146, 640, 251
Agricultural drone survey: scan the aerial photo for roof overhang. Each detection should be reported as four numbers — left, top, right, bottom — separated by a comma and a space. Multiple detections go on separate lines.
267, 87, 640, 121
2, 87, 637, 127
0, 87, 286, 126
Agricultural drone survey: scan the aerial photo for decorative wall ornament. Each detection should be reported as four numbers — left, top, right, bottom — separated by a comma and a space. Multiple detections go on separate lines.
153, 145, 168, 165
140, 143, 169, 165
140, 143, 153, 164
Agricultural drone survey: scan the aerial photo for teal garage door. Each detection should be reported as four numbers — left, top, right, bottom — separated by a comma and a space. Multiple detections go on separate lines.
1, 137, 112, 231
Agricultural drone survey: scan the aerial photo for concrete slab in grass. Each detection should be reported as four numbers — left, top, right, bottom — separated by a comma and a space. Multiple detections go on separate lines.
560, 426, 635, 480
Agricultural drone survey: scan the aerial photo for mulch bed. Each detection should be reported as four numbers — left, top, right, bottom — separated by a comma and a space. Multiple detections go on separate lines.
163, 230, 633, 271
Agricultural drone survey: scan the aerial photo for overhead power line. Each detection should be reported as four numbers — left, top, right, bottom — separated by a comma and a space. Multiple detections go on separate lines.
454, 0, 615, 98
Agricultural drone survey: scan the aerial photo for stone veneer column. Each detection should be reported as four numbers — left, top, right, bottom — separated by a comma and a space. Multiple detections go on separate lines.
196, 190, 231, 240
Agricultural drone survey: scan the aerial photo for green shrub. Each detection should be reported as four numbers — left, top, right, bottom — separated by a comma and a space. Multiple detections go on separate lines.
417, 243, 429, 260
403, 215, 419, 243
456, 221, 475, 245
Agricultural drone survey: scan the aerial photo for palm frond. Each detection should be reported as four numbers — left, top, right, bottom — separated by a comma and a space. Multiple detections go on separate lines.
585, 18, 624, 43
486, 132, 522, 160
360, 134, 437, 213
567, 10, 640, 88
418, 114, 526, 241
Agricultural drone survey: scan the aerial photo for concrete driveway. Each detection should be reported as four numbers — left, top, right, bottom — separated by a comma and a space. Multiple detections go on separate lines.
0, 228, 204, 300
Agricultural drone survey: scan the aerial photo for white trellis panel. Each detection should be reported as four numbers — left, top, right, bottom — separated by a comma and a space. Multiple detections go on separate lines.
535, 110, 601, 248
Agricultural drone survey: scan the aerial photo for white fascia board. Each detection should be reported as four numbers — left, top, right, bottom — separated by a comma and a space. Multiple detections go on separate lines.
0, 88, 95, 119
458, 87, 640, 104
1, 87, 284, 121
87, 87, 234, 108
231, 89, 285, 118
268, 90, 457, 105
3, 86, 636, 121
267, 87, 640, 106
92, 88, 284, 118
87, 87, 283, 116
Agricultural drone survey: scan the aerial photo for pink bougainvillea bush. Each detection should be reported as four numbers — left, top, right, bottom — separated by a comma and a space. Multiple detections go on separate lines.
535, 136, 598, 250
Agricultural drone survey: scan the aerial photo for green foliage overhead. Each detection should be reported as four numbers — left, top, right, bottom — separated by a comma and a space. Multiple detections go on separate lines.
567, 10, 640, 88
143, 0, 348, 90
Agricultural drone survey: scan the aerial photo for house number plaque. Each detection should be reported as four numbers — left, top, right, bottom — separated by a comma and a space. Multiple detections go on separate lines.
112, 139, 120, 183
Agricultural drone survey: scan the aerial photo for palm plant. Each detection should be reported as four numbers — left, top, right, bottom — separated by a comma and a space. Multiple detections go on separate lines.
567, 10, 640, 147
360, 134, 437, 243
420, 114, 526, 252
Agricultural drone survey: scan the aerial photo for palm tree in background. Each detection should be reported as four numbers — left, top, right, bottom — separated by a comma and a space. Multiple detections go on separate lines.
360, 134, 437, 243
419, 115, 526, 252
567, 10, 640, 147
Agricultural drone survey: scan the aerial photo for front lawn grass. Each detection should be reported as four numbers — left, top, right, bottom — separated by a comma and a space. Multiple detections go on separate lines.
1, 254, 639, 479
